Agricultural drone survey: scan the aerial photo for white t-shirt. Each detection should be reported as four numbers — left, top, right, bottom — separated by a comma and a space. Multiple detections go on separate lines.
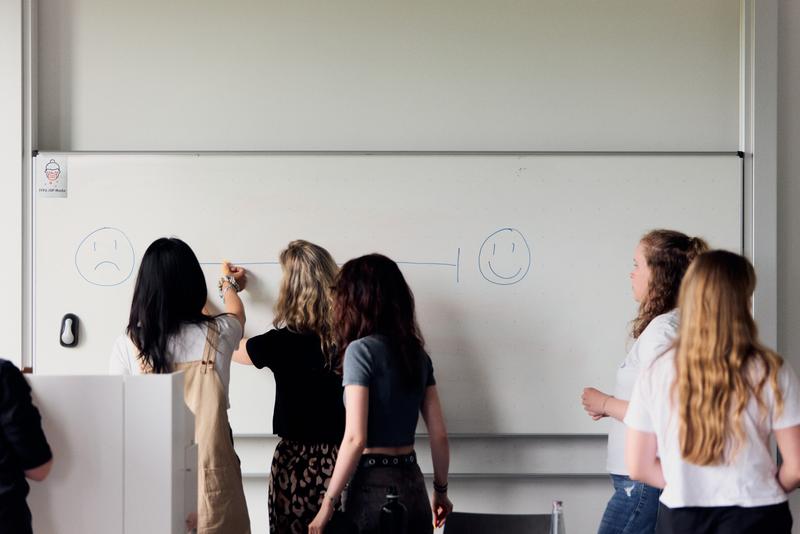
606, 310, 679, 475
108, 315, 243, 404
625, 350, 800, 508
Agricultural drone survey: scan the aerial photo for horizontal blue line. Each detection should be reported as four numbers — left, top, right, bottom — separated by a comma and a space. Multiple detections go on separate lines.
200, 261, 280, 266
396, 261, 457, 267
202, 260, 457, 267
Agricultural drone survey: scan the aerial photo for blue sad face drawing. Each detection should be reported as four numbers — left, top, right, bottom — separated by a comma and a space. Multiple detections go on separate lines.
478, 228, 531, 285
74, 227, 136, 287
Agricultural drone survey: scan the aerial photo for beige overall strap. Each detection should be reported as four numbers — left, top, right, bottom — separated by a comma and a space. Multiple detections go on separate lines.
201, 323, 220, 374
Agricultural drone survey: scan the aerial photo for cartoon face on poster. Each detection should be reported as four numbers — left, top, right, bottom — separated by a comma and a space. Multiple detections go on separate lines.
37, 156, 68, 198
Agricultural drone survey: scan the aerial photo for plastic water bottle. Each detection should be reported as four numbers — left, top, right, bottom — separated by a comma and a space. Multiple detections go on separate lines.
379, 487, 407, 534
550, 500, 566, 534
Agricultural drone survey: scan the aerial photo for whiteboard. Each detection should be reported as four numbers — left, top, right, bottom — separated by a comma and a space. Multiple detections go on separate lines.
33, 153, 741, 433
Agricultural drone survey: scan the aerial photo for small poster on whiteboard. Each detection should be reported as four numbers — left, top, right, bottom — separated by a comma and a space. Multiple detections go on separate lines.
37, 155, 68, 198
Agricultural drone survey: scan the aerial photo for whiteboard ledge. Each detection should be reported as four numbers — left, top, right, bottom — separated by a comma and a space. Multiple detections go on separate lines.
32, 150, 741, 157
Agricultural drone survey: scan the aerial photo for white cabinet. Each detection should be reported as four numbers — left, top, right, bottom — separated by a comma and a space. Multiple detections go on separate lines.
27, 373, 196, 534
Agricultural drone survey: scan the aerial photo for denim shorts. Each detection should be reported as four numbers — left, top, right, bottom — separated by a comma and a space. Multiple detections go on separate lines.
598, 474, 661, 534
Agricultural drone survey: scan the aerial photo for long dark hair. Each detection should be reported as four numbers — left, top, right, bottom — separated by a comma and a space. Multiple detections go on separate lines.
127, 237, 215, 373
332, 254, 425, 386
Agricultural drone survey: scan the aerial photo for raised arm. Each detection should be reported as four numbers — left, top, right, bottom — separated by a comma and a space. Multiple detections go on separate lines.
231, 338, 254, 365
421, 385, 453, 528
309, 385, 369, 534
220, 262, 246, 328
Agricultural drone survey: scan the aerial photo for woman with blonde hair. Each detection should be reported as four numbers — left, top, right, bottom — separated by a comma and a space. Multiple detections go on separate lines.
626, 250, 800, 533
233, 240, 345, 534
582, 229, 708, 534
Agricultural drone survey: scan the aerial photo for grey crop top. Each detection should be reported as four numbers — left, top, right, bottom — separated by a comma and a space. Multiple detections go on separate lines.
342, 335, 436, 448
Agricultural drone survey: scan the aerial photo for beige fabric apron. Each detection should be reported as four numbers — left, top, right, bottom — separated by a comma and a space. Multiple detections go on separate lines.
138, 325, 251, 534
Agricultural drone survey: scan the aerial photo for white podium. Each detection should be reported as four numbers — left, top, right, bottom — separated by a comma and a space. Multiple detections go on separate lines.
27, 373, 197, 534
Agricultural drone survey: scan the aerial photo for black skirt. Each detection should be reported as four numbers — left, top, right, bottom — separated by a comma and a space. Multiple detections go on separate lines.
656, 501, 792, 534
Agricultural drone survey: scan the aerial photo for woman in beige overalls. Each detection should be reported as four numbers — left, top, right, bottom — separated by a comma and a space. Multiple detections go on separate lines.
109, 237, 251, 533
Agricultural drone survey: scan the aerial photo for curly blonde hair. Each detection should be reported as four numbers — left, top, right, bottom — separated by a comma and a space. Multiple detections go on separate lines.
631, 229, 709, 339
273, 240, 338, 366
674, 250, 784, 465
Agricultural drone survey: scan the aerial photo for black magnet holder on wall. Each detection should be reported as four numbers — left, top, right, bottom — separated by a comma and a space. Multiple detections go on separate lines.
60, 314, 79, 348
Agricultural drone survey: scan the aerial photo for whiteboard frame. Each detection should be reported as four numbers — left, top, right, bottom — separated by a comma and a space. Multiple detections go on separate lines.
17, 2, 779, 436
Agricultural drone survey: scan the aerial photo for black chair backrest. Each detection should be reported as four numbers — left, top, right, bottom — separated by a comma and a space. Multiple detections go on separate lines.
443, 511, 551, 534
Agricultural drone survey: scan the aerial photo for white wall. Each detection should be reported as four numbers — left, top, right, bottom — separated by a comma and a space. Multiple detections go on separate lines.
35, 0, 739, 151
778, 0, 800, 528
0, 0, 23, 366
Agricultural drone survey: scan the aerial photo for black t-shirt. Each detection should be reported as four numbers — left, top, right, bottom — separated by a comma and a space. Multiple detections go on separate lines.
246, 329, 345, 443
0, 360, 52, 534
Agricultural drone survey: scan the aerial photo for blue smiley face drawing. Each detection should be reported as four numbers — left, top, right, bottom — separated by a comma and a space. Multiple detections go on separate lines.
478, 228, 531, 285
74, 227, 136, 286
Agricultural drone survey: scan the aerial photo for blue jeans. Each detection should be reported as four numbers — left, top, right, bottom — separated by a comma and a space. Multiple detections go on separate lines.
598, 474, 661, 534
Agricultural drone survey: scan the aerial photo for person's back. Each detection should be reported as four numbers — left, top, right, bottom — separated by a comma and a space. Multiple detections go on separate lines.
108, 238, 250, 534
626, 250, 800, 534
0, 359, 53, 534
245, 328, 344, 443
630, 351, 799, 508
309, 254, 453, 534
343, 334, 434, 448
232, 240, 345, 534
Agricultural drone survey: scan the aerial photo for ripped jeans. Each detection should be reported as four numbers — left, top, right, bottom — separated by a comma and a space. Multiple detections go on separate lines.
598, 474, 661, 534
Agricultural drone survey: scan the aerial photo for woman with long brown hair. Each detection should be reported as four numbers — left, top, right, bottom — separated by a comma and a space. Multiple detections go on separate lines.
308, 254, 453, 534
582, 229, 708, 534
626, 250, 800, 533
232, 240, 345, 534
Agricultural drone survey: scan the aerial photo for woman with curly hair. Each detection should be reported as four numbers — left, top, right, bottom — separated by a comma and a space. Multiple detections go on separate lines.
308, 254, 453, 534
233, 240, 344, 534
626, 250, 800, 533
581, 229, 708, 534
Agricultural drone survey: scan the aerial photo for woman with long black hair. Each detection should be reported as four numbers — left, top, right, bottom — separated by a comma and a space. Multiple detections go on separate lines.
309, 253, 453, 534
109, 237, 250, 534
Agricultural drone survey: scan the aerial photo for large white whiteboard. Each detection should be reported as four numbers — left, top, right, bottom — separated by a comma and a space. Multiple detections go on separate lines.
33, 153, 741, 433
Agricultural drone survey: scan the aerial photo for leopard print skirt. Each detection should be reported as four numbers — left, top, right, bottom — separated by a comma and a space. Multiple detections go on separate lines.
268, 439, 339, 534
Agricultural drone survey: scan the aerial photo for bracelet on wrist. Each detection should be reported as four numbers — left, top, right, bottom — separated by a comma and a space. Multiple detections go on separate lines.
217, 275, 240, 301
433, 481, 448, 494
324, 491, 341, 508
601, 395, 613, 416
